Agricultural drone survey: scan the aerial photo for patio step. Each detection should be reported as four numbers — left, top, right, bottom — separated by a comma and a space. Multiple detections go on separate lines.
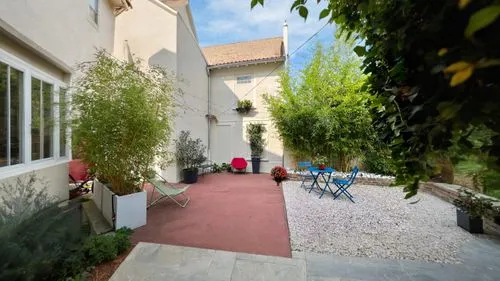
82, 199, 113, 235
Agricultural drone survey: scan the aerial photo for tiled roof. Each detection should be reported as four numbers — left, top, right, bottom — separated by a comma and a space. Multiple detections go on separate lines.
203, 37, 284, 67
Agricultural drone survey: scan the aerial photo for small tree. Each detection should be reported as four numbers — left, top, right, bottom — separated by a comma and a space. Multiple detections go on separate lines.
175, 131, 207, 171
247, 123, 266, 157
72, 51, 176, 195
266, 40, 374, 171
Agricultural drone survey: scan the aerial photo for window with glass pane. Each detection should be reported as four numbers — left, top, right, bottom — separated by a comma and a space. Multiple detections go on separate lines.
0, 61, 24, 167
31, 78, 53, 160
31, 78, 41, 161
59, 88, 67, 157
89, 0, 99, 24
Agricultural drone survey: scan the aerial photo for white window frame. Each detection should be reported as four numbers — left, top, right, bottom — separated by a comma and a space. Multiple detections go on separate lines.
0, 48, 69, 179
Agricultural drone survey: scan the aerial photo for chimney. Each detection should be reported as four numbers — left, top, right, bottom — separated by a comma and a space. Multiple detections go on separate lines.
283, 21, 289, 67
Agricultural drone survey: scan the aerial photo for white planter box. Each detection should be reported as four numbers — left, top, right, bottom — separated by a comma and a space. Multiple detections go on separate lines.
92, 180, 147, 230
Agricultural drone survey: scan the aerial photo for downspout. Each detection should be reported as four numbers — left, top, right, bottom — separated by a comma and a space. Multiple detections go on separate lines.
282, 21, 289, 167
207, 68, 211, 161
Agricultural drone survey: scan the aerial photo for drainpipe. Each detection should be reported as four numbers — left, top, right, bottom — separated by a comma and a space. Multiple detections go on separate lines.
282, 21, 289, 167
207, 68, 211, 161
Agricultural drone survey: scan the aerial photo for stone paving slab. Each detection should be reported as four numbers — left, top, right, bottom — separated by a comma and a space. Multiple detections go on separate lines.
110, 242, 500, 281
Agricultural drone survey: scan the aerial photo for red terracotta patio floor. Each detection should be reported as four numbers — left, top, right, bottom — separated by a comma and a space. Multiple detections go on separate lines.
132, 173, 291, 258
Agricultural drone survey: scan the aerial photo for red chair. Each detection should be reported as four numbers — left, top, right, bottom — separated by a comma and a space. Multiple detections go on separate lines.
69, 159, 92, 194
231, 158, 247, 173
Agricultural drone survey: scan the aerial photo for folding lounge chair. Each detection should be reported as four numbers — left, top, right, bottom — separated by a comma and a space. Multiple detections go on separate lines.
297, 161, 313, 188
146, 173, 191, 208
331, 166, 359, 203
231, 157, 247, 173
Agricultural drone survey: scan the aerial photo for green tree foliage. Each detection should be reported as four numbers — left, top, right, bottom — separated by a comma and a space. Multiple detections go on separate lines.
175, 131, 207, 171
266, 40, 374, 171
247, 123, 266, 157
253, 0, 500, 197
72, 51, 176, 195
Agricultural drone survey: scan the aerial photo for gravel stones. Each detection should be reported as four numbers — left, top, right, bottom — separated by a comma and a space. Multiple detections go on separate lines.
282, 181, 474, 263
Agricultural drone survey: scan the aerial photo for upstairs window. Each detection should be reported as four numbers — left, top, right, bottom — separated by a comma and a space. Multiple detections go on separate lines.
237, 75, 252, 84
0, 62, 24, 167
89, 0, 99, 25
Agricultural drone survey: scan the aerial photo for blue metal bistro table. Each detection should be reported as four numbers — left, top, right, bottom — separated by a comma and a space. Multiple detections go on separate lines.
307, 167, 336, 199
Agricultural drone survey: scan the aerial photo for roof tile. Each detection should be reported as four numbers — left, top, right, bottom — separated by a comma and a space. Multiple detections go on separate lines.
203, 37, 284, 67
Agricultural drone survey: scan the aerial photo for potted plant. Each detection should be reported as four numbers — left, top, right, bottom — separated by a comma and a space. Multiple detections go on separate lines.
72, 51, 175, 230
271, 166, 288, 186
236, 99, 253, 114
314, 155, 328, 170
175, 131, 207, 184
247, 123, 266, 174
453, 189, 493, 233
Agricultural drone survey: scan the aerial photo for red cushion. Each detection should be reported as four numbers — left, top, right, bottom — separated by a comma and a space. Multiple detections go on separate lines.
231, 158, 247, 170
69, 159, 90, 181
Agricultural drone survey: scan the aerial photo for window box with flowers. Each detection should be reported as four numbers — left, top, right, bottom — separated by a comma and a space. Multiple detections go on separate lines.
235, 99, 253, 114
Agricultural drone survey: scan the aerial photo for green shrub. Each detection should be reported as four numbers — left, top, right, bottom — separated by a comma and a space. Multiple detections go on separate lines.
221, 163, 232, 172
114, 227, 133, 254
84, 235, 117, 266
363, 150, 396, 176
83, 227, 133, 266
0, 174, 90, 281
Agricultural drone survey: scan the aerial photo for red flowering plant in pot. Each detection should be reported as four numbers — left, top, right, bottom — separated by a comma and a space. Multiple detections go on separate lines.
270, 166, 288, 186
313, 155, 328, 170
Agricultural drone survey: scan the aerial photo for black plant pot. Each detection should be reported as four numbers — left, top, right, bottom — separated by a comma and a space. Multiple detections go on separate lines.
251, 157, 261, 174
494, 215, 500, 226
456, 208, 484, 234
183, 168, 199, 184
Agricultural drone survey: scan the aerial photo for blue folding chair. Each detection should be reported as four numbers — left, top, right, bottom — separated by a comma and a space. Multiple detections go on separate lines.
297, 161, 313, 188
331, 166, 359, 203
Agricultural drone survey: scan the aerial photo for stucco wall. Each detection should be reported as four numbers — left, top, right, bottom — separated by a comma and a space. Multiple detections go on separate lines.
0, 163, 69, 204
114, 0, 208, 182
114, 0, 178, 70
209, 63, 284, 173
0, 0, 115, 72
164, 12, 209, 182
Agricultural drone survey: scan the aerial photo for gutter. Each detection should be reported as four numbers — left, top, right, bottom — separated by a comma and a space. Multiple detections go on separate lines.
207, 56, 285, 70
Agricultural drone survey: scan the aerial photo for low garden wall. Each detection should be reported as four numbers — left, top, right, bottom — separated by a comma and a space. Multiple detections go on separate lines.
420, 182, 500, 236
287, 171, 394, 186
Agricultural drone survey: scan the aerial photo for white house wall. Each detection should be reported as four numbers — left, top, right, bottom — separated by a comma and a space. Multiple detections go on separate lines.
209, 63, 285, 173
0, 0, 116, 200
0, 0, 115, 74
114, 0, 208, 182
165, 11, 209, 182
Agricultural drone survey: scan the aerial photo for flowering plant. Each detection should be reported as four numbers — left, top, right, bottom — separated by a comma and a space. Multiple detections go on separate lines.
270, 166, 287, 186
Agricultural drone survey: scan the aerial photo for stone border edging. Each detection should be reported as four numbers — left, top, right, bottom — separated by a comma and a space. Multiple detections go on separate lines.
420, 182, 500, 236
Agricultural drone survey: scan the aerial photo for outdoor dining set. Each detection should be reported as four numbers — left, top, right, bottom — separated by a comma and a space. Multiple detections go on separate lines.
297, 162, 359, 203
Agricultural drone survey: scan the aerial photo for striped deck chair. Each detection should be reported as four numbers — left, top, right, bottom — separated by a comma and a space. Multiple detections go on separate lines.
146, 173, 191, 208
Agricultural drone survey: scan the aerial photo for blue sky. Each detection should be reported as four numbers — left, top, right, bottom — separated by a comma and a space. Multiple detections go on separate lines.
190, 0, 336, 71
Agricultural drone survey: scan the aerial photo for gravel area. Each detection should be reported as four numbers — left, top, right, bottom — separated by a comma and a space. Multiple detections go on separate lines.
283, 181, 475, 263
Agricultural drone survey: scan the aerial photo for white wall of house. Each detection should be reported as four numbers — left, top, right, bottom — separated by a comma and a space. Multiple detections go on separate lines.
0, 0, 116, 201
114, 0, 178, 69
209, 62, 285, 173
114, 0, 209, 182
166, 11, 209, 182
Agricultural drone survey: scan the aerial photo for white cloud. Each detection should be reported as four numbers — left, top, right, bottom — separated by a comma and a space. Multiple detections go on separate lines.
192, 0, 336, 55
